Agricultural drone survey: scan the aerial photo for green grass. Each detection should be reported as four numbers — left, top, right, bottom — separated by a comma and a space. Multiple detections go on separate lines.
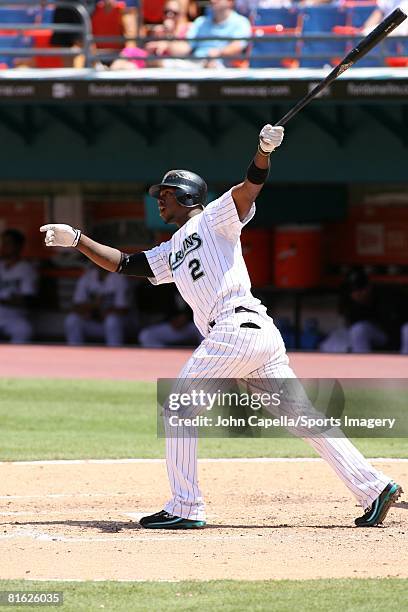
0, 378, 406, 461
0, 579, 406, 612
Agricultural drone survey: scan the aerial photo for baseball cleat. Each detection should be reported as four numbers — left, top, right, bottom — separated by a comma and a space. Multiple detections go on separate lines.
139, 510, 206, 529
355, 482, 403, 527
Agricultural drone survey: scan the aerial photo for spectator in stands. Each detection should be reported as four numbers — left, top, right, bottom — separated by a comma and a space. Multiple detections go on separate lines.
50, 0, 85, 68
175, 0, 252, 68
65, 267, 130, 346
319, 268, 388, 353
143, 0, 198, 27
91, 0, 143, 67
109, 45, 148, 69
121, 0, 140, 47
0, 229, 37, 344
139, 307, 202, 348
363, 0, 408, 36
182, 0, 199, 20
145, 0, 192, 61
92, 0, 126, 54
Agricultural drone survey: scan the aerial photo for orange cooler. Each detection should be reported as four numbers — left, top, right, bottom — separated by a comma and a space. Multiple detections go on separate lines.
241, 229, 271, 287
273, 225, 322, 288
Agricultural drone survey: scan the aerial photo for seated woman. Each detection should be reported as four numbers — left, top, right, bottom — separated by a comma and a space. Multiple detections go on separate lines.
110, 0, 191, 69
144, 0, 192, 61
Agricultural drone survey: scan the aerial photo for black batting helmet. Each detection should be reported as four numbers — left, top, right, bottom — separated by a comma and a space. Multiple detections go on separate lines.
148, 170, 207, 208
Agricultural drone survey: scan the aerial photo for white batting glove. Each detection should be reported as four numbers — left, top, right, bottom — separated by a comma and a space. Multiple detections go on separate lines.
40, 224, 81, 248
259, 124, 284, 154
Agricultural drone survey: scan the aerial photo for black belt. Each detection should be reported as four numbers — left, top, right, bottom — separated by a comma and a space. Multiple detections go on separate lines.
209, 306, 258, 329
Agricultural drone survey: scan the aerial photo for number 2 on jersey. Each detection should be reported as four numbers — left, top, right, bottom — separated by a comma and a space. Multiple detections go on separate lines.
189, 258, 204, 281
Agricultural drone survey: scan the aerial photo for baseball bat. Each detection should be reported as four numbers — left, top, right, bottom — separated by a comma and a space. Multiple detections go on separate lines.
275, 7, 407, 126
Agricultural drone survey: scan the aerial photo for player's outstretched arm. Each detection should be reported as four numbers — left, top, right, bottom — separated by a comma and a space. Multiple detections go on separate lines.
40, 224, 121, 272
40, 224, 154, 277
232, 124, 284, 221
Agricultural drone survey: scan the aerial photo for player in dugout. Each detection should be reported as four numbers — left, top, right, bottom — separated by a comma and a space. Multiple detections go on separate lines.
40, 125, 402, 530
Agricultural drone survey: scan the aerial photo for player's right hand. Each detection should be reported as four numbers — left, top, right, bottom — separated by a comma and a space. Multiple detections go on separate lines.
259, 124, 284, 154
40, 224, 82, 248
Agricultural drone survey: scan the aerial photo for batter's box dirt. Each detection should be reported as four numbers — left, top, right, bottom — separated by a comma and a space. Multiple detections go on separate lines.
0, 460, 407, 581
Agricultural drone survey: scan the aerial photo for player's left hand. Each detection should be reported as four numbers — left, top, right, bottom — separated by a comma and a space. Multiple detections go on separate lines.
259, 124, 284, 154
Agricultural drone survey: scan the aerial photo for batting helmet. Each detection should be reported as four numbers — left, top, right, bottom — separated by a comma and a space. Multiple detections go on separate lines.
148, 170, 207, 208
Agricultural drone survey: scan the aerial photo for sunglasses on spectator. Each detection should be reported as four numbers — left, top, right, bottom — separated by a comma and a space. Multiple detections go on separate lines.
164, 9, 180, 17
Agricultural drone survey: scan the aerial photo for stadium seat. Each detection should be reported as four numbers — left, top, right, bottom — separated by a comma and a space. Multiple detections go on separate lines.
250, 8, 301, 68
0, 34, 32, 68
385, 37, 408, 68
355, 7, 402, 66
0, 7, 37, 24
250, 26, 299, 68
23, 28, 64, 68
346, 4, 375, 28
254, 7, 300, 29
344, 2, 378, 65
300, 6, 347, 68
0, 35, 18, 68
386, 56, 408, 67
40, 6, 55, 24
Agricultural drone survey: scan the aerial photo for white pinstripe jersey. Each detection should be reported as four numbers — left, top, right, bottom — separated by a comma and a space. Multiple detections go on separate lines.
144, 188, 264, 337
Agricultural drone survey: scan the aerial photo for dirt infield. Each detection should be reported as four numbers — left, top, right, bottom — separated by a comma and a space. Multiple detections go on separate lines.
0, 459, 407, 581
2, 344, 408, 380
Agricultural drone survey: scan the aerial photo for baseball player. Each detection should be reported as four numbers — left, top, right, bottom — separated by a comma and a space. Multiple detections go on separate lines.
65, 267, 130, 347
40, 124, 402, 529
0, 229, 37, 344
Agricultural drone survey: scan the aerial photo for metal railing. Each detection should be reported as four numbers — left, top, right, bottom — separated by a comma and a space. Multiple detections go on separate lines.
0, 0, 92, 65
89, 33, 408, 65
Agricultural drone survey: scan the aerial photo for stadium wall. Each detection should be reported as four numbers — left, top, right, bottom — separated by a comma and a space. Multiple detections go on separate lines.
0, 101, 406, 184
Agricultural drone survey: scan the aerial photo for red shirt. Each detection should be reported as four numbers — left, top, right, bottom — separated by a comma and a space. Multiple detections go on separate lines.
143, 0, 165, 23
92, 1, 125, 49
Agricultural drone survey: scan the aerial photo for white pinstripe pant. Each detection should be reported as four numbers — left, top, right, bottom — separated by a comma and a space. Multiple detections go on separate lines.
164, 310, 390, 521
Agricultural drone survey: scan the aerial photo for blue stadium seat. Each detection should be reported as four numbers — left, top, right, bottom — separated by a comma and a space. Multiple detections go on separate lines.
254, 7, 299, 29
41, 6, 55, 24
300, 6, 347, 68
346, 4, 375, 29
0, 34, 33, 68
301, 6, 347, 32
398, 38, 408, 54
0, 7, 37, 23
345, 4, 378, 65
250, 35, 298, 68
250, 8, 300, 68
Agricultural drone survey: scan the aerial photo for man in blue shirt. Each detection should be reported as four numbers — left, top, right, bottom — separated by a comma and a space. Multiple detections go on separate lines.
184, 0, 252, 67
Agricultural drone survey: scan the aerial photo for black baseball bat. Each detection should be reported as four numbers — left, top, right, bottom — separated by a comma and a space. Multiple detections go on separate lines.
275, 7, 407, 126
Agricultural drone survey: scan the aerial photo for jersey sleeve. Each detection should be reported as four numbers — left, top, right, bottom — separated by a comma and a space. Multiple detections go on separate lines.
143, 240, 174, 285
203, 188, 255, 242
